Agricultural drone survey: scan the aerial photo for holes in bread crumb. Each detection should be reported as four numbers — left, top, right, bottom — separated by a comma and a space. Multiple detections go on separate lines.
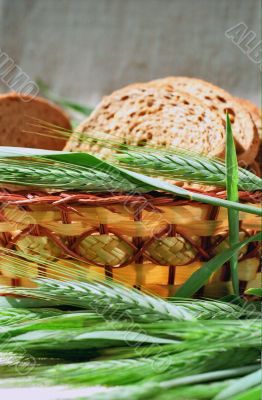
147, 99, 154, 107
205, 96, 212, 100
216, 96, 226, 103
211, 105, 218, 111
225, 108, 236, 123
121, 95, 129, 101
138, 110, 146, 116
147, 132, 153, 139
226, 107, 235, 116
183, 100, 190, 105
137, 139, 147, 146
130, 122, 139, 131
106, 113, 115, 120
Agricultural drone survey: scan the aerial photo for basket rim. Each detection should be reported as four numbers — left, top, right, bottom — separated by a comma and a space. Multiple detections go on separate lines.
0, 188, 260, 207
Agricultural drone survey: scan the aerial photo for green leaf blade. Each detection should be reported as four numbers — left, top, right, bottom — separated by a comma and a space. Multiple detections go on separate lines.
214, 369, 262, 400
174, 233, 261, 298
226, 114, 240, 296
0, 146, 261, 216
245, 288, 262, 297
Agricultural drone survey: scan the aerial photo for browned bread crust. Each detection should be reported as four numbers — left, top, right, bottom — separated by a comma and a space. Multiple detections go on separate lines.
235, 97, 261, 140
234, 97, 261, 168
0, 93, 71, 150
66, 84, 226, 159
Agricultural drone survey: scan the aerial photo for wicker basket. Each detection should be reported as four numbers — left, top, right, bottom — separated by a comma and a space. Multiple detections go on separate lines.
0, 189, 260, 297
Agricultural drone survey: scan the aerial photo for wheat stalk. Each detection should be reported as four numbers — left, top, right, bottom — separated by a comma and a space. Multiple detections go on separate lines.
28, 348, 259, 389
0, 279, 194, 322
25, 119, 262, 191
2, 252, 192, 323
1, 279, 253, 322
38, 359, 258, 387
0, 308, 64, 326
1, 251, 257, 321
115, 150, 262, 191
168, 299, 252, 320
1, 311, 260, 376
0, 148, 261, 216
0, 157, 140, 192
1, 320, 259, 386
0, 275, 260, 396
2, 310, 259, 347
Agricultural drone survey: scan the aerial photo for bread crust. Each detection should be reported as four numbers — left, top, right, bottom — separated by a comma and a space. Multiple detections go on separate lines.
235, 97, 261, 140
235, 97, 261, 168
0, 92, 71, 150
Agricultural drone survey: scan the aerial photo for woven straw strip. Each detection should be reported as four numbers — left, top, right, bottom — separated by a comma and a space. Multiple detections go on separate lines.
132, 208, 144, 288
1, 222, 256, 270
0, 190, 260, 295
147, 236, 197, 266
77, 234, 133, 267
246, 273, 261, 290
0, 220, 232, 237
2, 206, 261, 235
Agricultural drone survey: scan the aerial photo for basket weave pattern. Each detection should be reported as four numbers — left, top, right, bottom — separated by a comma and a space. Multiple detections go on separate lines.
0, 190, 260, 297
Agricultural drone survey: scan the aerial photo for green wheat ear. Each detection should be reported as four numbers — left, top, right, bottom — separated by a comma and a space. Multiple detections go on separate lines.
1, 250, 259, 321
22, 118, 262, 192
115, 150, 262, 191
0, 147, 261, 216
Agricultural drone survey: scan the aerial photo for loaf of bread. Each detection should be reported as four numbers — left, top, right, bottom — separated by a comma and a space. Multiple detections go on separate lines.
0, 93, 71, 150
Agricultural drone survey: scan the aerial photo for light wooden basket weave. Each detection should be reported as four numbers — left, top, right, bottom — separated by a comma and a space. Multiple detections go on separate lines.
0, 189, 260, 297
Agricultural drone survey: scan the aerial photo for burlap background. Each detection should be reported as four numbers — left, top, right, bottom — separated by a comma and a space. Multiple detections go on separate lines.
0, 0, 260, 107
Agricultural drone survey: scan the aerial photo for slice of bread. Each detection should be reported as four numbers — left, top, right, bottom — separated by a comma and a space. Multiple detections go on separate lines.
235, 97, 261, 141
150, 77, 259, 165
235, 98, 261, 169
66, 84, 226, 159
0, 93, 71, 150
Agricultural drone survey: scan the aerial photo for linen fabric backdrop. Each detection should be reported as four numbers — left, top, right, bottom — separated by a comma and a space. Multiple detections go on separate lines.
0, 0, 260, 108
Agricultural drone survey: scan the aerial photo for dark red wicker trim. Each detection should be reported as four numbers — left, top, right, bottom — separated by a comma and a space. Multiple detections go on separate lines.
0, 188, 260, 207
